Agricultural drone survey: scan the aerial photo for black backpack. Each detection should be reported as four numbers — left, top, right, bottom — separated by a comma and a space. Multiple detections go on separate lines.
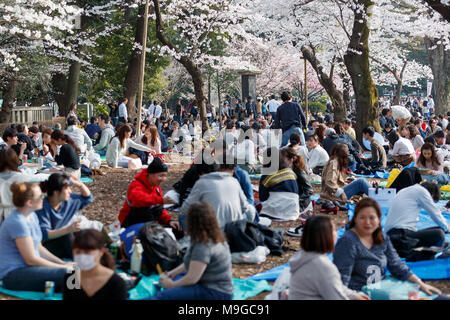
138, 222, 185, 275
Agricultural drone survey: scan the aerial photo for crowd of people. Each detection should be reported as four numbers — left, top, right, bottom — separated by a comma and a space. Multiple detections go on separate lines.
0, 90, 449, 301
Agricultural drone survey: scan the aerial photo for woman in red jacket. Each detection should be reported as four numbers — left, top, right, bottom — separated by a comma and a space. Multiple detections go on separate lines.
118, 157, 180, 230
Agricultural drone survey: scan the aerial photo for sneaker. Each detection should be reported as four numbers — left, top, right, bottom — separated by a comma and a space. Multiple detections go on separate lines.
286, 225, 303, 237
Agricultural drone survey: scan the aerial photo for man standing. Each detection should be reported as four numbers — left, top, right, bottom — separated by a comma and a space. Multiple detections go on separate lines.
175, 100, 183, 124
118, 97, 128, 124
274, 91, 307, 147
154, 102, 162, 123
245, 96, 256, 118
147, 100, 155, 121
266, 95, 280, 119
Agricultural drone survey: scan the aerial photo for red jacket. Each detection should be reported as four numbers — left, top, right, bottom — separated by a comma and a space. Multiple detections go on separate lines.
118, 169, 172, 225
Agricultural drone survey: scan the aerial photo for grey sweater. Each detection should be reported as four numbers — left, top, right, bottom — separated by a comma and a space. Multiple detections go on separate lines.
289, 250, 357, 300
180, 171, 255, 228
333, 230, 413, 291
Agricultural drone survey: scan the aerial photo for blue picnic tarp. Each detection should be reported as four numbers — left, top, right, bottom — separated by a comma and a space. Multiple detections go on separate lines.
248, 203, 450, 281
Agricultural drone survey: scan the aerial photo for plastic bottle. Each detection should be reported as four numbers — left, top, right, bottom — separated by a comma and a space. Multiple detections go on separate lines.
130, 237, 143, 275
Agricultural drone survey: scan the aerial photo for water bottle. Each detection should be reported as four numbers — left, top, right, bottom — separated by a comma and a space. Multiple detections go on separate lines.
130, 237, 143, 275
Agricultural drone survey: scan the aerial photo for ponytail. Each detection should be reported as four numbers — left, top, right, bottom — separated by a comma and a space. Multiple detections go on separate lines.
65, 134, 81, 154
10, 182, 37, 207
51, 130, 81, 153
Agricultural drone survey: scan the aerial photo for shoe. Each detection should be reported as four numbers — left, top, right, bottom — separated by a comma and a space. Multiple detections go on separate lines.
333, 201, 348, 211
286, 225, 304, 237
320, 202, 338, 214
321, 201, 335, 210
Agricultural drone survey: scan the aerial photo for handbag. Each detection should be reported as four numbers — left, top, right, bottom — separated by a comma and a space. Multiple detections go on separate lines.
368, 187, 396, 208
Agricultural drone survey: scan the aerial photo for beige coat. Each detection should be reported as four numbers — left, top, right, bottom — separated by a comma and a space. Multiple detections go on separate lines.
319, 158, 348, 203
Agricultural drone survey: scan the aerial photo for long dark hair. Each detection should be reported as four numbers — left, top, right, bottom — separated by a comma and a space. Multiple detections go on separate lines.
73, 229, 115, 270
142, 124, 160, 146
186, 201, 226, 245
418, 142, 441, 168
329, 143, 349, 171
112, 124, 132, 149
315, 124, 327, 144
349, 198, 384, 245
51, 130, 81, 153
0, 148, 20, 172
285, 147, 307, 172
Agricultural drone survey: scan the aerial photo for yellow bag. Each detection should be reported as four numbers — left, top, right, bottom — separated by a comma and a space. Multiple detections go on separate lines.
386, 169, 401, 188
441, 185, 450, 192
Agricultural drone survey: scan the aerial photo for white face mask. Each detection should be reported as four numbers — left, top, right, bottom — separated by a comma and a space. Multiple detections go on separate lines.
74, 252, 98, 271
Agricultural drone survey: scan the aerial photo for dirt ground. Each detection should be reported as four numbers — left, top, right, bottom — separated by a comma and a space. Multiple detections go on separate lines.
1, 163, 449, 300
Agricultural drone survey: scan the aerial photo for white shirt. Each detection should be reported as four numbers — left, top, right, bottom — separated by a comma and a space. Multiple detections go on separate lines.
307, 145, 329, 170
388, 137, 414, 156
428, 98, 435, 109
441, 118, 448, 130
154, 105, 162, 119
266, 99, 281, 113
385, 184, 448, 233
147, 104, 155, 118
119, 102, 128, 119
235, 139, 257, 164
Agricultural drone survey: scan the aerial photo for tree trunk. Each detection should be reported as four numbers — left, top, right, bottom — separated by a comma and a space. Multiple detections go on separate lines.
301, 46, 346, 122
60, 60, 81, 117
51, 72, 67, 113
393, 80, 403, 105
342, 76, 351, 113
424, 37, 450, 115
344, 0, 380, 144
123, 4, 146, 121
0, 79, 19, 123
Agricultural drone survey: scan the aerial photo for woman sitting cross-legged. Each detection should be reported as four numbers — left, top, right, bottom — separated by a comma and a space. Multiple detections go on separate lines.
288, 216, 370, 300
106, 124, 153, 168
319, 143, 372, 212
333, 198, 449, 300
149, 201, 233, 300
0, 182, 74, 292
36, 173, 94, 260
415, 143, 449, 187
63, 229, 128, 300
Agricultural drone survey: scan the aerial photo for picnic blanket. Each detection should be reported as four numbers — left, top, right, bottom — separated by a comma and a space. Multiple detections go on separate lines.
0, 275, 271, 301
80, 177, 94, 184
248, 203, 450, 281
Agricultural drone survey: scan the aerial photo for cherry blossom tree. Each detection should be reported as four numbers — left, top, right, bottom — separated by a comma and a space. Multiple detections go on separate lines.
151, 0, 252, 132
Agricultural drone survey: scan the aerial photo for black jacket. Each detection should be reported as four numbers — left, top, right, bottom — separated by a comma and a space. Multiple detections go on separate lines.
389, 168, 422, 192
292, 167, 313, 211
55, 143, 80, 170
224, 219, 284, 256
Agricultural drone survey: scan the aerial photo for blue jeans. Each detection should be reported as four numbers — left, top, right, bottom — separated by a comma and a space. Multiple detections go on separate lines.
343, 178, 371, 199
112, 117, 119, 127
422, 174, 449, 188
281, 125, 305, 147
147, 284, 232, 300
2, 266, 68, 292
179, 213, 187, 232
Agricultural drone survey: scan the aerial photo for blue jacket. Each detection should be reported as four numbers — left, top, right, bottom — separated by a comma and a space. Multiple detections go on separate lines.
234, 165, 254, 205
158, 129, 168, 151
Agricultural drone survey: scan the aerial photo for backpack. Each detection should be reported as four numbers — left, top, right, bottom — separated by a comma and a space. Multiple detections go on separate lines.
138, 222, 185, 275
